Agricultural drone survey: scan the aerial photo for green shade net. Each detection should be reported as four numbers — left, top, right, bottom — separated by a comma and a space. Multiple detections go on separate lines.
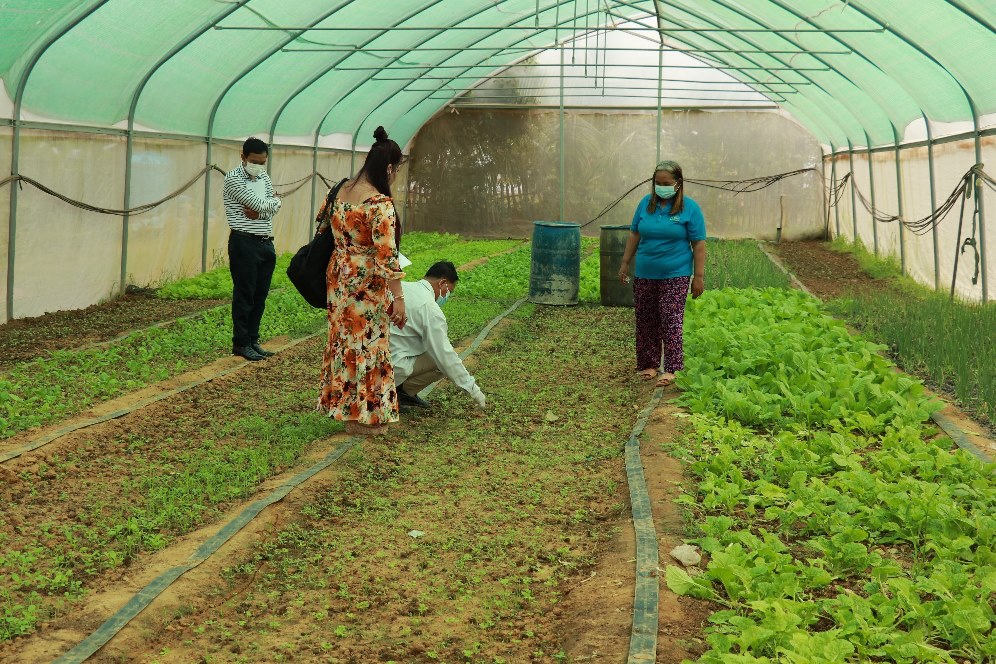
1, 0, 994, 148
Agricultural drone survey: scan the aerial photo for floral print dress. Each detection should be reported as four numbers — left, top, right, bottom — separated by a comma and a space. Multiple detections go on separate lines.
317, 193, 404, 425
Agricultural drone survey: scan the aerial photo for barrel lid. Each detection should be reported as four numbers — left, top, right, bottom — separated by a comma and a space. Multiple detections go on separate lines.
533, 221, 581, 228
600, 224, 631, 230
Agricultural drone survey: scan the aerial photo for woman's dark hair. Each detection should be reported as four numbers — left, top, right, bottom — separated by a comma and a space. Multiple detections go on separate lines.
647, 160, 685, 215
357, 126, 403, 197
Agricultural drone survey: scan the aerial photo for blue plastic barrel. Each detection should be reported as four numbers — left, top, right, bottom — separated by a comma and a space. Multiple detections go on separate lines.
528, 221, 581, 305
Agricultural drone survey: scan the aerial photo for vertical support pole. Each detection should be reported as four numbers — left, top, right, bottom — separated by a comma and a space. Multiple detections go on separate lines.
310, 144, 319, 237
970, 119, 988, 303
559, 42, 565, 222
776, 194, 786, 243
121, 130, 134, 294
848, 147, 858, 243
831, 150, 840, 239
925, 119, 940, 290
867, 146, 878, 256
656, 47, 663, 162
894, 142, 906, 275
403, 153, 413, 234
6, 121, 20, 322
202, 138, 213, 274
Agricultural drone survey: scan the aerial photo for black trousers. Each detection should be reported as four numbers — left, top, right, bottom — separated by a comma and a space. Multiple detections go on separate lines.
228, 232, 276, 347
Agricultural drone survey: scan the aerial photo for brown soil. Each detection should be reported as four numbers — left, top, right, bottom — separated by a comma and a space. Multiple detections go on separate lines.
768, 240, 879, 301
558, 390, 714, 663
0, 291, 226, 366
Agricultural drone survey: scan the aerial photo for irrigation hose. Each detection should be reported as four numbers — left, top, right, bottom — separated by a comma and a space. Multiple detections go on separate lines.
50, 297, 529, 664
625, 385, 667, 663
581, 167, 822, 229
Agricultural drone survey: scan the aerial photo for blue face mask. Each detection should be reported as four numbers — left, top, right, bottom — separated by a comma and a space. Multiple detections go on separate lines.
654, 184, 677, 199
436, 284, 450, 306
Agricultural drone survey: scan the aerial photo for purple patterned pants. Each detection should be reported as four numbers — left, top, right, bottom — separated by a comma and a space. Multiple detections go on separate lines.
633, 276, 690, 374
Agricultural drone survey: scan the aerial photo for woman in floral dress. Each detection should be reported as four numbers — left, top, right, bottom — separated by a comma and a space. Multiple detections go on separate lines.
318, 127, 407, 434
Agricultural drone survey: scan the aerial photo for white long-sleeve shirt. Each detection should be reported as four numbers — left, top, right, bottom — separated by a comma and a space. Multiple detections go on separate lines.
223, 165, 281, 235
390, 280, 482, 399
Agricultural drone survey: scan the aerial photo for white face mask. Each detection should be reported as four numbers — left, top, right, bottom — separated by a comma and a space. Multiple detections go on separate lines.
244, 162, 266, 178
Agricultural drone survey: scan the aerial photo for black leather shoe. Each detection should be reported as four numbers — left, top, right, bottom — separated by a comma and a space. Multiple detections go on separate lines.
233, 345, 266, 361
398, 389, 431, 409
251, 342, 274, 357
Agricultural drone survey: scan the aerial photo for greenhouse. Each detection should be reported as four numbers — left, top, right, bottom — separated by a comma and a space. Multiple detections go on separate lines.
0, 1, 994, 662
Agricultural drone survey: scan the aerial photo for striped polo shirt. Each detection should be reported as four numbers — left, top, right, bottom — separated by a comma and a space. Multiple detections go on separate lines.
223, 164, 281, 236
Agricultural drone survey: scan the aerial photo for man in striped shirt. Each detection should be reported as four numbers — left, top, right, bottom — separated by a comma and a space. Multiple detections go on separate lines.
224, 137, 282, 361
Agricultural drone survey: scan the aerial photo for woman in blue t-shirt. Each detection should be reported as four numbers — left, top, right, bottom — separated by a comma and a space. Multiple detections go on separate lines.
618, 160, 706, 388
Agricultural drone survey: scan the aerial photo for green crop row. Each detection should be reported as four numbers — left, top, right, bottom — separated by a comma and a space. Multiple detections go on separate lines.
668, 287, 995, 663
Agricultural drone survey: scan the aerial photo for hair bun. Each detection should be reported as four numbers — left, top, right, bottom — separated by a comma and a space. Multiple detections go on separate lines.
373, 126, 389, 142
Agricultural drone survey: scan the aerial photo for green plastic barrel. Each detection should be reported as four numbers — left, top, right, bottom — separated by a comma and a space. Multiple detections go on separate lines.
528, 221, 581, 305
600, 225, 634, 307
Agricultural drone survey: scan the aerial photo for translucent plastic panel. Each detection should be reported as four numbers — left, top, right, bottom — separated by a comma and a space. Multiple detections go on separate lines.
857, 1, 996, 117
136, 1, 335, 136
21, 1, 225, 126
931, 140, 987, 302
13, 129, 124, 318
407, 107, 824, 240
0, 1, 100, 81
898, 145, 941, 291
206, 142, 241, 269
751, 0, 976, 121
661, 0, 933, 145
826, 153, 852, 241
267, 147, 318, 256
869, 150, 903, 267
125, 138, 206, 287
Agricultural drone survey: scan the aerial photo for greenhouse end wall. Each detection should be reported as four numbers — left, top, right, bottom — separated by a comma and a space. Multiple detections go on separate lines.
831, 136, 995, 303
406, 108, 825, 241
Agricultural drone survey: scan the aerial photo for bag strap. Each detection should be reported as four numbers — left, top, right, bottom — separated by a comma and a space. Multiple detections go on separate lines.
316, 177, 350, 232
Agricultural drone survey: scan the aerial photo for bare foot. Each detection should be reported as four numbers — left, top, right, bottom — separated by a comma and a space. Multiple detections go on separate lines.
655, 373, 676, 388
638, 368, 658, 380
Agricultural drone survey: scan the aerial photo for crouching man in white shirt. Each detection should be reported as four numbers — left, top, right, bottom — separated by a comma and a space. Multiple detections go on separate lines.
389, 261, 487, 412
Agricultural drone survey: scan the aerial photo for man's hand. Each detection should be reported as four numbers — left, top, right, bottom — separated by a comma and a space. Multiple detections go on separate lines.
471, 388, 487, 410
243, 206, 260, 220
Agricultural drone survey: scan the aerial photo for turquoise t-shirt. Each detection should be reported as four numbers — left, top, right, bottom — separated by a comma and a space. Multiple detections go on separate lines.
630, 194, 706, 279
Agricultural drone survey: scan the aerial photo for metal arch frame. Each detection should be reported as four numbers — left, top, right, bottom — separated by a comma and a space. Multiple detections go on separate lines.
120, 0, 253, 293
5, 0, 113, 322
650, 0, 892, 147
607, 0, 854, 146
296, 0, 563, 222
259, 0, 445, 232
337, 0, 788, 155
641, 0, 885, 241
309, 0, 632, 172
295, 0, 618, 157
330, 0, 845, 223
199, 1, 360, 273
845, 1, 986, 300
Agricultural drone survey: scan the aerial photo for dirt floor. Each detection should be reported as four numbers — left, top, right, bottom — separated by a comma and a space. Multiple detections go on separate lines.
0, 291, 226, 366
1, 241, 991, 663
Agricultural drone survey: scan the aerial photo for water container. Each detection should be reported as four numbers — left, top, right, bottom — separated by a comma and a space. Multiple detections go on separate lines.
599, 225, 634, 307
528, 221, 581, 305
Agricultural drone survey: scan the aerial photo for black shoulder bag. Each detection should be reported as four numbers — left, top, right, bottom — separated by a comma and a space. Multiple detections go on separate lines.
287, 178, 348, 308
